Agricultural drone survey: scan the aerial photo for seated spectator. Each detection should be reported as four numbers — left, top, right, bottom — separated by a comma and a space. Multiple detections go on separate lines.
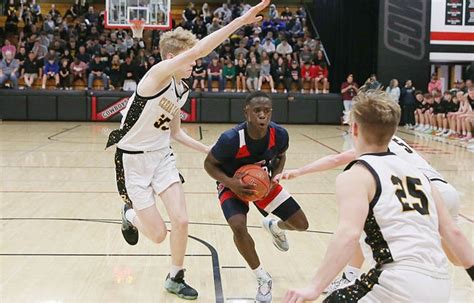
120, 55, 138, 92
258, 58, 275, 92
76, 46, 91, 64
214, 3, 232, 24
207, 57, 224, 92
299, 45, 313, 66
48, 4, 61, 22
2, 40, 16, 58
201, 2, 212, 24
223, 59, 236, 92
268, 4, 279, 19
235, 58, 247, 92
385, 78, 400, 102
290, 17, 304, 37
219, 42, 235, 63
70, 57, 88, 84
108, 55, 122, 90
64, 2, 80, 21
262, 38, 276, 55
30, 0, 42, 23
271, 56, 287, 92
276, 39, 293, 56
234, 42, 249, 61
88, 55, 109, 90
5, 8, 19, 34
42, 56, 60, 89
313, 50, 325, 66
285, 60, 302, 93
85, 6, 99, 25
428, 74, 442, 95
192, 17, 208, 39
15, 46, 27, 70
314, 62, 329, 93
43, 14, 56, 35
22, 51, 41, 89
207, 18, 222, 35
0, 51, 20, 89
301, 61, 316, 93
192, 58, 206, 91
245, 57, 260, 92
281, 7, 293, 21
182, 2, 197, 30
59, 59, 72, 90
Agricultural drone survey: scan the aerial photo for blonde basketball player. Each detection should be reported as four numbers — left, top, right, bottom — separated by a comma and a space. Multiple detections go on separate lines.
282, 90, 474, 303
276, 134, 464, 293
106, 0, 270, 299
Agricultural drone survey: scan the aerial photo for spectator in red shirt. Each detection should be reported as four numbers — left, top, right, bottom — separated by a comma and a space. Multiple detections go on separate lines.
340, 73, 359, 124
300, 61, 316, 93
314, 62, 329, 94
207, 56, 224, 92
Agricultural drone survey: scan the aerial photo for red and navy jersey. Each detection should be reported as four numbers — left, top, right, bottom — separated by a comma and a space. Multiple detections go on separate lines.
211, 121, 289, 177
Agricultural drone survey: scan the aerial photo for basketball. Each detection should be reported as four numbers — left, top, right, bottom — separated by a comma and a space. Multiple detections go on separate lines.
234, 164, 271, 201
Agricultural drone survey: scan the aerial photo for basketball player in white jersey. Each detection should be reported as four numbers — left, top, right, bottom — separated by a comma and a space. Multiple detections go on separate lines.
106, 0, 270, 299
282, 90, 474, 303
276, 134, 463, 294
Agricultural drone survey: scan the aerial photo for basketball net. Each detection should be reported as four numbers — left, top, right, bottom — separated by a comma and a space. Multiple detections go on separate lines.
130, 19, 145, 39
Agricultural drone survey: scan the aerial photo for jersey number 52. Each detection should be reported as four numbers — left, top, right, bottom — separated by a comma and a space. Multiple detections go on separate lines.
391, 175, 430, 215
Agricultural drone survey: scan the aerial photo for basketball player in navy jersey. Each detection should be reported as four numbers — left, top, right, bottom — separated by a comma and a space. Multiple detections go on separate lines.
105, 0, 271, 300
204, 91, 309, 302
283, 90, 474, 303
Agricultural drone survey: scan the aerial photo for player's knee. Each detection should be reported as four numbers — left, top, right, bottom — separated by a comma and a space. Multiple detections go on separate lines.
171, 216, 189, 231
150, 229, 167, 244
229, 220, 249, 239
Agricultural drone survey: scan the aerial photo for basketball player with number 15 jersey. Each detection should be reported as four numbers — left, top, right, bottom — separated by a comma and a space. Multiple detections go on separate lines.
105, 0, 271, 300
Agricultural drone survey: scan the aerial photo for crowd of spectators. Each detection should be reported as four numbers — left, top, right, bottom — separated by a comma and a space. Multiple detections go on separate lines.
0, 1, 329, 93
341, 74, 474, 150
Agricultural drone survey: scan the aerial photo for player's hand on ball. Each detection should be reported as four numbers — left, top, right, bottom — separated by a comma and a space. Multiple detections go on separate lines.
283, 286, 319, 303
229, 174, 257, 198
238, 0, 270, 25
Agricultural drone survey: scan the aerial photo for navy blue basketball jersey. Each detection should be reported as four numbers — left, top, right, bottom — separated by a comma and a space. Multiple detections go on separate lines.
211, 122, 289, 177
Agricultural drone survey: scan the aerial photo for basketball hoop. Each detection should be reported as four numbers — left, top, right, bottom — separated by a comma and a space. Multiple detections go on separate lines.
130, 19, 145, 39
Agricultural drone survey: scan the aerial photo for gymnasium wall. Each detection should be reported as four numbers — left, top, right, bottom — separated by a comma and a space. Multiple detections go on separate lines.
0, 91, 343, 124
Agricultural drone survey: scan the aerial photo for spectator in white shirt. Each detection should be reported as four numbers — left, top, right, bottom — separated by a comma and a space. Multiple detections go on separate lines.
276, 39, 293, 56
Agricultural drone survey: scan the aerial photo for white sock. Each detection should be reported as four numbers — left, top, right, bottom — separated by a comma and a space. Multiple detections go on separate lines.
344, 265, 360, 281
125, 208, 137, 225
253, 265, 270, 281
170, 265, 183, 278
270, 219, 283, 234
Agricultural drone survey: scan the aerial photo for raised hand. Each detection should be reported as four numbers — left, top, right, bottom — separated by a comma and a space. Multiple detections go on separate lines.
238, 0, 271, 25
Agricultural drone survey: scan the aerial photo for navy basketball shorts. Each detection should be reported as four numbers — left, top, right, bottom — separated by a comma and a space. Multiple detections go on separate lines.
217, 183, 301, 221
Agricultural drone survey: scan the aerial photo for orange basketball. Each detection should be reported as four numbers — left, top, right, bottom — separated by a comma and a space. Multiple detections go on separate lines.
234, 164, 271, 202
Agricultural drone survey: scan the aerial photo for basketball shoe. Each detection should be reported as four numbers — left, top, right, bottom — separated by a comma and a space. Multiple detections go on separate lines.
262, 217, 289, 251
256, 275, 272, 302
323, 273, 352, 294
121, 204, 139, 245
164, 269, 198, 300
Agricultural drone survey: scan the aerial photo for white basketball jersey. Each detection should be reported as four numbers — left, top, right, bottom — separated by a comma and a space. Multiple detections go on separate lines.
353, 153, 447, 272
117, 78, 189, 151
388, 136, 444, 181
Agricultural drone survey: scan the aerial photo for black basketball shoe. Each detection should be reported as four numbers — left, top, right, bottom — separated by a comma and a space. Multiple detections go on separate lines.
121, 204, 138, 245
164, 269, 198, 300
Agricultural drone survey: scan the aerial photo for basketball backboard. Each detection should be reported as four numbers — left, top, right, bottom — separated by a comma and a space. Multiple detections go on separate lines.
105, 0, 171, 29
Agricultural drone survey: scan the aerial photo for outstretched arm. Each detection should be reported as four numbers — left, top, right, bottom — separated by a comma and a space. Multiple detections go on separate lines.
283, 165, 372, 302
274, 149, 356, 181
145, 0, 270, 87
170, 114, 209, 154
433, 186, 474, 274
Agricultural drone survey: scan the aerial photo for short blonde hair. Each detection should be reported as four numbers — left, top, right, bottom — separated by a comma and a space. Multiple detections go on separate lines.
351, 89, 401, 146
159, 27, 198, 58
